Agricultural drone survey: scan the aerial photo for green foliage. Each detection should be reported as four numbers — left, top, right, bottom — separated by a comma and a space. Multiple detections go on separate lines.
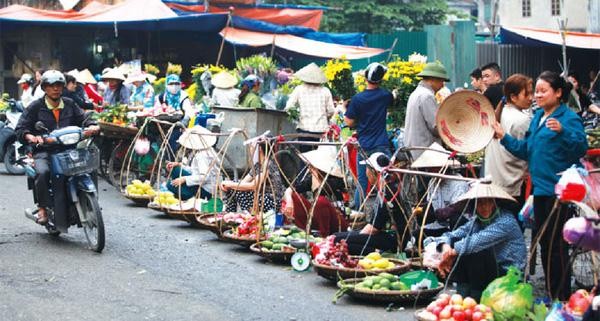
265, 0, 449, 33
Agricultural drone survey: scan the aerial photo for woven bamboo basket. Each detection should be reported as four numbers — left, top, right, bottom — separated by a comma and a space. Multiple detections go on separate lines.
196, 213, 239, 235
123, 193, 153, 206
338, 278, 444, 304
249, 242, 296, 263
220, 229, 266, 248
98, 121, 138, 139
312, 257, 411, 282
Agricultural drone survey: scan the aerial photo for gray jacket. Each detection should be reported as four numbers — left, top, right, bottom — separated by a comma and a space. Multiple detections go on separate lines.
403, 81, 441, 159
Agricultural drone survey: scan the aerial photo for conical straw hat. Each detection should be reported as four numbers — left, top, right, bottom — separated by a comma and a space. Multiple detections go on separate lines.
294, 63, 327, 84
454, 181, 516, 204
411, 142, 460, 168
301, 146, 343, 178
101, 68, 126, 81
77, 69, 97, 84
211, 71, 238, 89
436, 90, 496, 153
177, 126, 217, 150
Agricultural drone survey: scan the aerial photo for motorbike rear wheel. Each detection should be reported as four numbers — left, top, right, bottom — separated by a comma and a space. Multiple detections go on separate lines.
3, 141, 25, 175
78, 191, 105, 253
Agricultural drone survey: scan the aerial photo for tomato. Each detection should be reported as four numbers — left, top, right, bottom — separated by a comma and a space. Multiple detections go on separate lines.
452, 310, 466, 321
440, 307, 452, 319
464, 308, 473, 320
450, 294, 463, 306
462, 297, 477, 309
432, 306, 443, 317
472, 311, 484, 321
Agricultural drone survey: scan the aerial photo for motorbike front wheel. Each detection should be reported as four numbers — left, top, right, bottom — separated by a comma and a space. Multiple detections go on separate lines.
3, 141, 25, 175
78, 191, 105, 253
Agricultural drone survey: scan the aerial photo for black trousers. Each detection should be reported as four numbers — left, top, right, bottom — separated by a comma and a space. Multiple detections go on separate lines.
296, 129, 323, 153
450, 249, 499, 301
533, 195, 572, 300
334, 231, 397, 256
33, 152, 51, 208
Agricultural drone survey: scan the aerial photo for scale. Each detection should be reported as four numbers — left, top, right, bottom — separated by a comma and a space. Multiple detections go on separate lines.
289, 239, 311, 272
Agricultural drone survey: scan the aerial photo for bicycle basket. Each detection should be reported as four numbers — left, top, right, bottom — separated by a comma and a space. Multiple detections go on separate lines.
50, 146, 100, 176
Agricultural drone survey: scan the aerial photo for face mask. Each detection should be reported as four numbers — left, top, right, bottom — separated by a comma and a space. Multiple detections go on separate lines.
167, 84, 180, 94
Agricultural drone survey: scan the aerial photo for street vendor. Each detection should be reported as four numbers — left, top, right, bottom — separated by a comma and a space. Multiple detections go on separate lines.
492, 71, 588, 300
101, 68, 130, 106
210, 71, 240, 107
165, 126, 219, 201
154, 74, 193, 117
334, 153, 410, 255
17, 73, 35, 108
282, 146, 348, 237
238, 75, 264, 109
424, 181, 526, 300
127, 70, 155, 110
285, 63, 335, 153
220, 139, 283, 213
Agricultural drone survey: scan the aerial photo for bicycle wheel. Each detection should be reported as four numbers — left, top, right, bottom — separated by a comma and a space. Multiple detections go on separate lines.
572, 248, 600, 290
78, 191, 105, 253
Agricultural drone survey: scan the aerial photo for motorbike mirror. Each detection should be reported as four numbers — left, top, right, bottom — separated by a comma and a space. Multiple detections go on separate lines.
35, 121, 48, 133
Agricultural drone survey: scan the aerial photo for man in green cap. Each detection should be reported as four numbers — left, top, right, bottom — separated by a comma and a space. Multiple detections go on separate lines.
403, 62, 450, 159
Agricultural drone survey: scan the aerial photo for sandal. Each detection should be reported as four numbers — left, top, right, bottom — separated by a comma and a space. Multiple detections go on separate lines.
35, 209, 48, 225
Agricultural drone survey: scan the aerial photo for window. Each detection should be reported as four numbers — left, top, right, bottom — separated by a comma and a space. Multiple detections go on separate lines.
522, 0, 531, 17
551, 0, 561, 16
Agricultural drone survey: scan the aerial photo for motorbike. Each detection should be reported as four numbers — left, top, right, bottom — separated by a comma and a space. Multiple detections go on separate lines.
0, 99, 27, 175
22, 121, 105, 253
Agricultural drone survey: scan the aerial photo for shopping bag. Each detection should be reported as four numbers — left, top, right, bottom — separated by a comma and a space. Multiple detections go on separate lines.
481, 266, 534, 321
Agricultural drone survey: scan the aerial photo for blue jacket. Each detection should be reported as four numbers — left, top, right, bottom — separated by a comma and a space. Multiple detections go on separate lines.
500, 104, 587, 196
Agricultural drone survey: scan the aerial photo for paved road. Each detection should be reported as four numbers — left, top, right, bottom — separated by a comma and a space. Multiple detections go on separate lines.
0, 168, 415, 321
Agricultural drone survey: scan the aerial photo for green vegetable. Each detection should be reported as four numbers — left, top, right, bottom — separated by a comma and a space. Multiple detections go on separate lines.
261, 241, 273, 249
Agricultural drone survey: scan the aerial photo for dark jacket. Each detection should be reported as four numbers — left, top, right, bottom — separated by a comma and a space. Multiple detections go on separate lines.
63, 85, 94, 110
501, 103, 588, 196
15, 96, 93, 147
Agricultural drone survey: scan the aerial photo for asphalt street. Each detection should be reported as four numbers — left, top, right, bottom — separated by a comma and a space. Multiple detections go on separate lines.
0, 166, 415, 321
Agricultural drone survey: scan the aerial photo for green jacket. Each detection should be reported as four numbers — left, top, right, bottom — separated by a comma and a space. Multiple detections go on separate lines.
240, 92, 263, 109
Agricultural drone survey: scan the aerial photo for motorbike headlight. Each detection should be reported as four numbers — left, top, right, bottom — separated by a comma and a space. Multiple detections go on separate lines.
58, 133, 81, 145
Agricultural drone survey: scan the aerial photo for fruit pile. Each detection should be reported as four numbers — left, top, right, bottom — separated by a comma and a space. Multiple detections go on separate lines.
260, 227, 321, 252
222, 212, 253, 225
587, 128, 600, 149
355, 272, 409, 291
417, 294, 494, 321
233, 216, 260, 238
153, 191, 179, 206
314, 235, 358, 268
125, 180, 156, 197
358, 252, 396, 270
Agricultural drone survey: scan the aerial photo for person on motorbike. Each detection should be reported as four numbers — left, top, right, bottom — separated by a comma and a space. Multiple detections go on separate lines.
15, 70, 99, 225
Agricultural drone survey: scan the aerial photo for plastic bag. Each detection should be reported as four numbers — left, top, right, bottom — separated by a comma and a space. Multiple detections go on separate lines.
518, 195, 534, 225
555, 166, 587, 202
563, 216, 600, 252
481, 266, 533, 321
422, 241, 442, 269
545, 302, 576, 321
134, 136, 150, 156
582, 159, 600, 209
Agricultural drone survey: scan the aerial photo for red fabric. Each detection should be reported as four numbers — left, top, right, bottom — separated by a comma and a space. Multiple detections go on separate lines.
290, 193, 348, 237
504, 26, 600, 50
166, 3, 323, 30
84, 84, 102, 105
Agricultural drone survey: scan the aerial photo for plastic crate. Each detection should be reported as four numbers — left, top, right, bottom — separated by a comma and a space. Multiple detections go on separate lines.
50, 147, 100, 176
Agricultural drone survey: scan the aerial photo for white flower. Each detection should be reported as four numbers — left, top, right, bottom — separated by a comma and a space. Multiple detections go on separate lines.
408, 53, 428, 64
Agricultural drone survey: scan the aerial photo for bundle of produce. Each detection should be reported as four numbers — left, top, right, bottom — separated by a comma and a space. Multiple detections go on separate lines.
0, 93, 10, 112
565, 289, 593, 317
480, 267, 533, 321
313, 235, 358, 269
260, 227, 321, 251
125, 180, 156, 197
222, 212, 253, 225
586, 128, 600, 149
96, 104, 129, 125
417, 293, 494, 321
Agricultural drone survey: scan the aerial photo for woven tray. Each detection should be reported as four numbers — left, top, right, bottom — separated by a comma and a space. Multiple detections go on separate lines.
147, 202, 169, 213
123, 193, 153, 206
220, 229, 266, 248
338, 279, 444, 304
98, 121, 138, 139
249, 242, 296, 263
312, 257, 411, 282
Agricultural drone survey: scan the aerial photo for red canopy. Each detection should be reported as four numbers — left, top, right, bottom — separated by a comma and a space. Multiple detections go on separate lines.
166, 3, 322, 30
221, 27, 386, 59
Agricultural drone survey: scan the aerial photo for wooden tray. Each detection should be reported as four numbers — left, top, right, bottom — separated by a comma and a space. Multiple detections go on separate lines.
249, 242, 296, 263
98, 121, 138, 139
220, 229, 266, 248
312, 257, 411, 282
338, 279, 444, 304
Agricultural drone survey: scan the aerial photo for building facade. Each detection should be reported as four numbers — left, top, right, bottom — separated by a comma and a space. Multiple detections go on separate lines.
497, 0, 597, 32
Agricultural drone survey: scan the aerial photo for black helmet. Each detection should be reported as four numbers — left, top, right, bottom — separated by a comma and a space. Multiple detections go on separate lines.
40, 70, 66, 88
364, 63, 387, 83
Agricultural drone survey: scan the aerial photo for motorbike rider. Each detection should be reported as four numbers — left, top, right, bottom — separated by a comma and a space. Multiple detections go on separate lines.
15, 70, 99, 225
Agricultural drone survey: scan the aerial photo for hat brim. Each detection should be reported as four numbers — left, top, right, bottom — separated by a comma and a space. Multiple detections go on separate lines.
453, 183, 517, 205
417, 71, 449, 81
302, 149, 344, 178
177, 126, 217, 150
211, 72, 238, 89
